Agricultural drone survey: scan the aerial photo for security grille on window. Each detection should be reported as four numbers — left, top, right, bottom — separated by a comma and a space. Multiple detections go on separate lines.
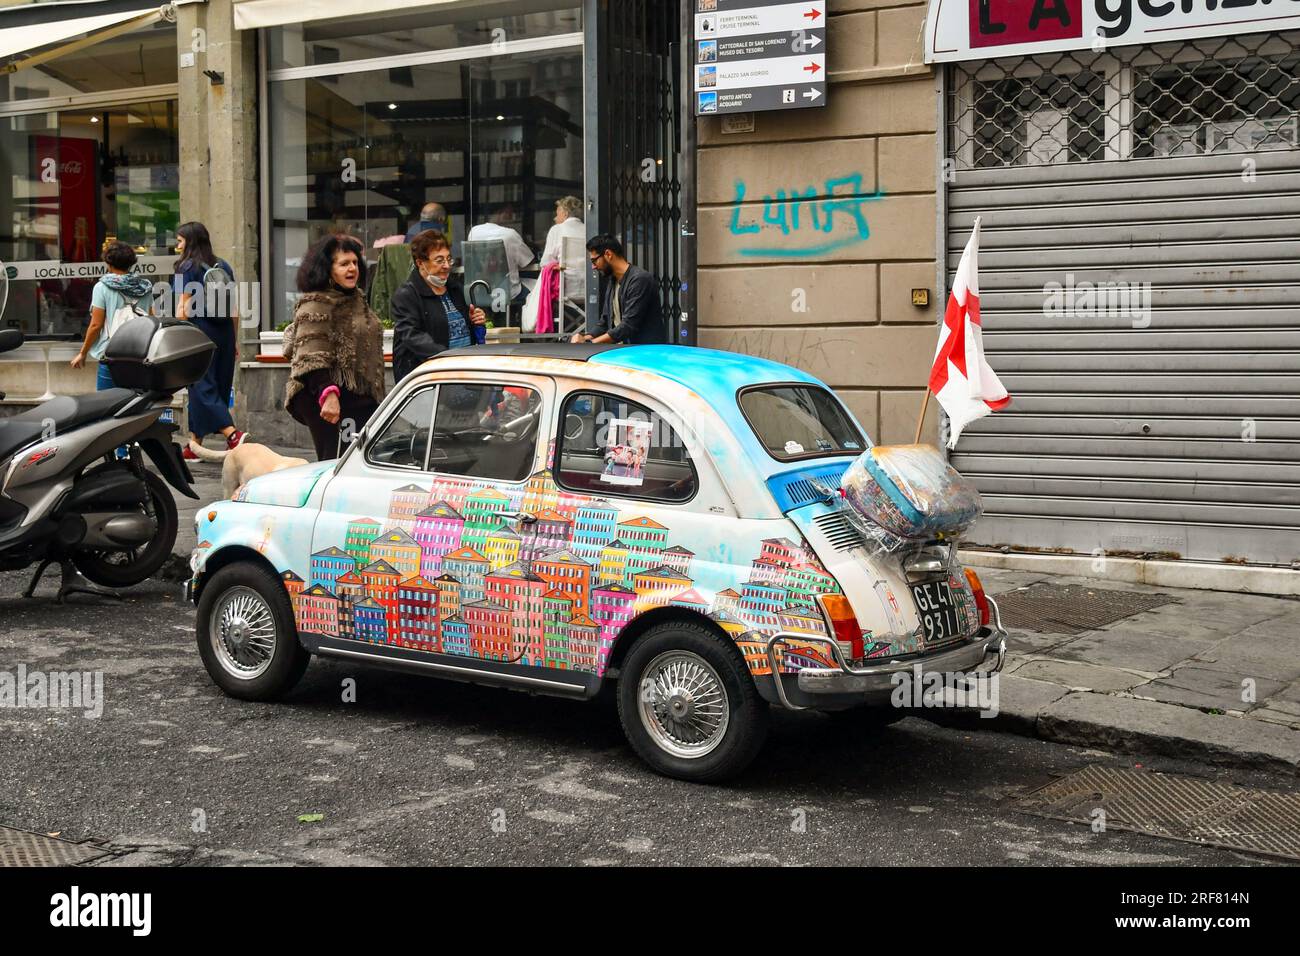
947, 31, 1300, 168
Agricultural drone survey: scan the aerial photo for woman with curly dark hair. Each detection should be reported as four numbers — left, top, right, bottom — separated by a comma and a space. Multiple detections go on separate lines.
283, 234, 386, 460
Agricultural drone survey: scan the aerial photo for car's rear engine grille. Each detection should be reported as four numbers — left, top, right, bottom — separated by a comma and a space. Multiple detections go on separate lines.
767, 466, 849, 511
813, 512, 868, 552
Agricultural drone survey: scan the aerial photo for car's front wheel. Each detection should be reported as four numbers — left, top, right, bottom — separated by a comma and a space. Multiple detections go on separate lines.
196, 561, 309, 701
617, 621, 768, 783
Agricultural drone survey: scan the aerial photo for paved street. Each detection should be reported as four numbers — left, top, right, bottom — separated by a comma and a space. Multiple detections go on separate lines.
0, 566, 1294, 867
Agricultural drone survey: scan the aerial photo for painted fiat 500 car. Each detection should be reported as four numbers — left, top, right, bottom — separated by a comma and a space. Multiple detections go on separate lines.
188, 344, 1006, 782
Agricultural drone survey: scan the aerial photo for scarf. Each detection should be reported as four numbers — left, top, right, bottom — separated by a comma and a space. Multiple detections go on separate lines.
101, 271, 154, 300
283, 288, 386, 410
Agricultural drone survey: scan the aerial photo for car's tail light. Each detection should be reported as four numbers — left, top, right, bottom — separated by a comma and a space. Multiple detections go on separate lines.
964, 568, 990, 627
816, 593, 864, 660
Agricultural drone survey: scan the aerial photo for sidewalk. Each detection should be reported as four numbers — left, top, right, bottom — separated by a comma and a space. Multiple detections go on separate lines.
941, 564, 1300, 772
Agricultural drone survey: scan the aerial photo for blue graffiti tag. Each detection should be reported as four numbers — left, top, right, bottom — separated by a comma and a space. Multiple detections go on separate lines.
728, 173, 884, 258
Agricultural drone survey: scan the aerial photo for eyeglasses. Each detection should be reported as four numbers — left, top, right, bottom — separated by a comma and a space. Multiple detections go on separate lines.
429, 256, 454, 266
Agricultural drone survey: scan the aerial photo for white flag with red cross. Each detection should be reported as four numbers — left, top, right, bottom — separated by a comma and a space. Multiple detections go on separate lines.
928, 217, 1010, 449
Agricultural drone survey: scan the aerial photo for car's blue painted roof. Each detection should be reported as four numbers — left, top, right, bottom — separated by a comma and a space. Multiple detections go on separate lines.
590, 346, 823, 411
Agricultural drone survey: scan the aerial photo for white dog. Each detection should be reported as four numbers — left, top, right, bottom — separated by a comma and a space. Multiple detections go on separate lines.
188, 439, 309, 499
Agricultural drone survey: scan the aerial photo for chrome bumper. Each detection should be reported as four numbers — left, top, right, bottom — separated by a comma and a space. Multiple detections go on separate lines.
765, 596, 1008, 711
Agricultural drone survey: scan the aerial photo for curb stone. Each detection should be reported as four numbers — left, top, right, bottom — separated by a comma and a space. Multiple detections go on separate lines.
920, 685, 1300, 773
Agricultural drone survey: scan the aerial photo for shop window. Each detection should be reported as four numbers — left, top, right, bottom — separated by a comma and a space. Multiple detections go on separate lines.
266, 6, 584, 333
0, 100, 179, 337
968, 67, 1106, 168
948, 32, 1300, 168
1132, 55, 1300, 158
556, 392, 697, 503
268, 6, 581, 71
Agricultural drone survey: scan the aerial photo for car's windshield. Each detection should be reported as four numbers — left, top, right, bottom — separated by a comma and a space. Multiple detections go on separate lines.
739, 385, 866, 462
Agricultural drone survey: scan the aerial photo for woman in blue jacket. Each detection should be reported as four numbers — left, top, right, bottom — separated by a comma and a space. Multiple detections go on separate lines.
173, 221, 245, 458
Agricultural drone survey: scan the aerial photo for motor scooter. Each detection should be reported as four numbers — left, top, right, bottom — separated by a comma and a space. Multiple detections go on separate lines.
0, 317, 215, 600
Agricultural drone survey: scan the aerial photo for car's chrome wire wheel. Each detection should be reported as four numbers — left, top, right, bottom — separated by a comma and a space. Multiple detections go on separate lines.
210, 586, 277, 680
637, 650, 730, 759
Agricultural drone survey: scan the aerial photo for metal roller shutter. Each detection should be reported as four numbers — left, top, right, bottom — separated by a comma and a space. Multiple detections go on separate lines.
945, 33, 1300, 568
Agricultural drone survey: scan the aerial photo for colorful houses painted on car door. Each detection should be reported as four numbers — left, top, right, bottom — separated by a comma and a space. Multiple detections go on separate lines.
288, 469, 846, 676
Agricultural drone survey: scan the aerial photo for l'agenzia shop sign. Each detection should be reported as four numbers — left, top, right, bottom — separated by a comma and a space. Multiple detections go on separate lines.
924, 0, 1300, 62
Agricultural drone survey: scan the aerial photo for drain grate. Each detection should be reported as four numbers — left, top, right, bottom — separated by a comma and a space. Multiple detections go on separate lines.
1015, 765, 1300, 862
994, 583, 1174, 635
0, 826, 112, 867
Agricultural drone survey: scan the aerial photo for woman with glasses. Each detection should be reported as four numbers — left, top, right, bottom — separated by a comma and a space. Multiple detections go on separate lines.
391, 230, 488, 383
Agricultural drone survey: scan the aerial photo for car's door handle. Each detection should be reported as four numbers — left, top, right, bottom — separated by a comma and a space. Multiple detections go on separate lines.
493, 510, 537, 525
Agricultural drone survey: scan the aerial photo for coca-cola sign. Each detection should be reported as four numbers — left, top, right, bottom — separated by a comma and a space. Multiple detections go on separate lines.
58, 158, 85, 188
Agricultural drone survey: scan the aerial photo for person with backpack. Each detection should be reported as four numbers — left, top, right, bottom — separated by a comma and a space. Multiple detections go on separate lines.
173, 221, 246, 459
70, 240, 154, 390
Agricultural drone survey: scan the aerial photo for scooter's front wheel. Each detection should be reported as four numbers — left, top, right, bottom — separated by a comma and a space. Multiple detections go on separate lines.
73, 468, 178, 588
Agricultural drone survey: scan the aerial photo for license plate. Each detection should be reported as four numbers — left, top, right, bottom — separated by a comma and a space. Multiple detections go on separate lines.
910, 580, 961, 644
159, 408, 175, 424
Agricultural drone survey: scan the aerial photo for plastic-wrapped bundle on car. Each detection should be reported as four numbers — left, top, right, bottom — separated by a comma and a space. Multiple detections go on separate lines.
839, 444, 983, 545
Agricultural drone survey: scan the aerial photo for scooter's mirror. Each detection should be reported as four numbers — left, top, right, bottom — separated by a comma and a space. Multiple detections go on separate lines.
0, 329, 24, 354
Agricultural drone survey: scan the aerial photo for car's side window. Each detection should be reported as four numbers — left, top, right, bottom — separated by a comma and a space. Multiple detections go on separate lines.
556, 391, 697, 502
366, 388, 436, 470
429, 382, 542, 482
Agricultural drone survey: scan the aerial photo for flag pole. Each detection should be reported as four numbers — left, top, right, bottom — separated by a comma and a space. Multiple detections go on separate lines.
914, 387, 931, 444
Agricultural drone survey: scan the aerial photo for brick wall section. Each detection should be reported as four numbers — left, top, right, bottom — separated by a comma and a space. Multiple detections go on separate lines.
695, 0, 940, 445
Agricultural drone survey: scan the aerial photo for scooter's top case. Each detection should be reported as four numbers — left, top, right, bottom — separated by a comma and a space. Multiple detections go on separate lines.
103, 316, 214, 392
840, 443, 982, 539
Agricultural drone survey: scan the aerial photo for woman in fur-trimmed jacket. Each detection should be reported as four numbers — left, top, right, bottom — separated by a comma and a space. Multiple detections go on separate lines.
283, 234, 387, 460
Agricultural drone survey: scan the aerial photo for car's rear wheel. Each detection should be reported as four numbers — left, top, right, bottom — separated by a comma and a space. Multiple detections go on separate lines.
617, 621, 768, 783
196, 562, 309, 701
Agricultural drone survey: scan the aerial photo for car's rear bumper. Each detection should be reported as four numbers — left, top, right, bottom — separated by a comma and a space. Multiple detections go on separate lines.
764, 597, 1008, 710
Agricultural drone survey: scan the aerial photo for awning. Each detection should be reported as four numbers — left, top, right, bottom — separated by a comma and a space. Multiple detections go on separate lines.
0, 0, 195, 68
923, 0, 1300, 63
233, 0, 463, 31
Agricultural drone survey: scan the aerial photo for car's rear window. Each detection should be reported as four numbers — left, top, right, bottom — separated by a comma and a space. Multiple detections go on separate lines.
739, 385, 865, 462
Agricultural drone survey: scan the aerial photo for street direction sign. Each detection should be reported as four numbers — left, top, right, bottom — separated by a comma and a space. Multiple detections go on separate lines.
693, 0, 827, 116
